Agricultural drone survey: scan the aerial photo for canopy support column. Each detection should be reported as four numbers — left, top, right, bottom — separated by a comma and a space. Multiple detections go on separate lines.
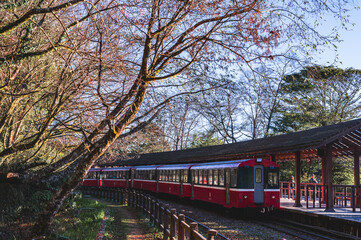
325, 143, 335, 212
293, 151, 302, 207
354, 148, 360, 187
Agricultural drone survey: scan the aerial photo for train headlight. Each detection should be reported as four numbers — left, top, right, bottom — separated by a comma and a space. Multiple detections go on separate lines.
244, 195, 248, 199
272, 195, 275, 199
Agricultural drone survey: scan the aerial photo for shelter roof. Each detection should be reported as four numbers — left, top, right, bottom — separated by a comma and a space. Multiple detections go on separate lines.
104, 118, 361, 166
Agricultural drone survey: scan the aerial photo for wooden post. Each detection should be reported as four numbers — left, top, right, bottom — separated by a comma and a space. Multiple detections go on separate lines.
151, 199, 156, 224
170, 209, 176, 238
155, 201, 160, 227
190, 222, 198, 240
325, 143, 335, 212
207, 229, 217, 240
354, 148, 360, 206
294, 151, 302, 207
178, 214, 185, 240
163, 207, 169, 240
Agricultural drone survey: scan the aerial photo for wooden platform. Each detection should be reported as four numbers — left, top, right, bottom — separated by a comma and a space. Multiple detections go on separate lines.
281, 198, 361, 223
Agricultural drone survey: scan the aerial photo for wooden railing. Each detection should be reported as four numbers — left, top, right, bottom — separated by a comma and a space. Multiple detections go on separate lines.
281, 182, 361, 212
81, 187, 221, 240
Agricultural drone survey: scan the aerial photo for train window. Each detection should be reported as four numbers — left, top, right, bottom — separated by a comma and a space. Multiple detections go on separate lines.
230, 168, 237, 187
184, 170, 188, 183
198, 170, 202, 184
203, 170, 208, 184
194, 170, 198, 184
255, 168, 262, 183
208, 170, 213, 185
219, 169, 225, 186
268, 172, 278, 187
175, 170, 180, 182
213, 170, 218, 185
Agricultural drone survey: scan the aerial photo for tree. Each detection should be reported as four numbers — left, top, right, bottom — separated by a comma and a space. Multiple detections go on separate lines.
273, 66, 361, 133
0, 0, 353, 237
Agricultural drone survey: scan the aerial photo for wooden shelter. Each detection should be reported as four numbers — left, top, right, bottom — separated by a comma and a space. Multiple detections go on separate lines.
108, 118, 361, 211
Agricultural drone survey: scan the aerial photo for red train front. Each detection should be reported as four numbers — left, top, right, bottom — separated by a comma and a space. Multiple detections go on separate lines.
82, 158, 280, 210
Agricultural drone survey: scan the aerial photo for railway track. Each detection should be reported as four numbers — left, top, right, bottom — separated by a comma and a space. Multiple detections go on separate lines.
84, 188, 360, 239
154, 193, 359, 240
255, 215, 359, 240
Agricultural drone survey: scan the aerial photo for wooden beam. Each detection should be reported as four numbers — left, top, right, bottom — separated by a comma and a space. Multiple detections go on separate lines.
341, 137, 360, 149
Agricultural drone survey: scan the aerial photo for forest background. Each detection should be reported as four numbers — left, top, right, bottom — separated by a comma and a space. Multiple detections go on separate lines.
0, 0, 360, 238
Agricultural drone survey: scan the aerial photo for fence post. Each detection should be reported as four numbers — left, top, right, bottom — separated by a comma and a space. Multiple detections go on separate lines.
352, 186, 356, 212
149, 198, 153, 223
155, 201, 160, 227
306, 185, 309, 208
178, 214, 185, 240
163, 206, 169, 240
190, 222, 198, 240
170, 209, 176, 238
207, 229, 217, 240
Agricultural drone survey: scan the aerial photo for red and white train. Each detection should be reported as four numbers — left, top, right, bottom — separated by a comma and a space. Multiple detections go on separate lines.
82, 158, 280, 209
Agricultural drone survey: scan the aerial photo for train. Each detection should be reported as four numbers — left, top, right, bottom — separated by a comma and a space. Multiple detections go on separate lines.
82, 158, 280, 210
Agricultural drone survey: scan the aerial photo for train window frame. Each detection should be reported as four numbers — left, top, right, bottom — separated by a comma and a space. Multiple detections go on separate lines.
198, 170, 201, 184
203, 170, 208, 185
184, 169, 188, 183
219, 169, 225, 186
230, 168, 237, 188
213, 169, 218, 185
208, 169, 213, 185
194, 170, 198, 184
175, 170, 180, 182
267, 171, 279, 188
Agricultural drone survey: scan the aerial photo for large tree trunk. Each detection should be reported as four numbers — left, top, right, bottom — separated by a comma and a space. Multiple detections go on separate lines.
31, 80, 148, 237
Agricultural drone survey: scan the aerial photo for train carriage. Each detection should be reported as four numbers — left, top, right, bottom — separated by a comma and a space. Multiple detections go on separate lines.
82, 168, 103, 187
132, 165, 159, 192
102, 167, 131, 188
82, 158, 280, 210
157, 163, 194, 197
190, 159, 280, 209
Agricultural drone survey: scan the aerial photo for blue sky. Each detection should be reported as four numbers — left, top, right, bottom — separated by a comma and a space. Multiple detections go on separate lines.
315, 6, 361, 69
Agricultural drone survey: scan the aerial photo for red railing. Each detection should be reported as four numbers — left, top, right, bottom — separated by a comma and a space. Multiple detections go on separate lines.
280, 182, 361, 212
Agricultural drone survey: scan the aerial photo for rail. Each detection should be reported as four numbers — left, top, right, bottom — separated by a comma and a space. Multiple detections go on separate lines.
280, 182, 361, 212
81, 187, 222, 240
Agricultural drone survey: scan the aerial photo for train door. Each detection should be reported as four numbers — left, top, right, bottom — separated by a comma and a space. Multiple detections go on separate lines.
126, 170, 129, 188
130, 169, 134, 188
156, 170, 159, 193
180, 170, 184, 196
225, 168, 231, 205
191, 170, 195, 199
96, 172, 100, 187
254, 166, 264, 204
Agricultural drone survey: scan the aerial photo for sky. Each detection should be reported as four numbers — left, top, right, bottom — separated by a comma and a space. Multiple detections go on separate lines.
315, 6, 361, 69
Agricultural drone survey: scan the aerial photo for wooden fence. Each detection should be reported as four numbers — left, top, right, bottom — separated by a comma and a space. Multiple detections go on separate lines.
280, 182, 361, 212
81, 187, 219, 240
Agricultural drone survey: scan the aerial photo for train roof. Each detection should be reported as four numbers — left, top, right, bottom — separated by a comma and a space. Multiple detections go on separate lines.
102, 167, 131, 172
157, 163, 194, 170
191, 158, 277, 169
133, 165, 160, 170
89, 168, 103, 172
